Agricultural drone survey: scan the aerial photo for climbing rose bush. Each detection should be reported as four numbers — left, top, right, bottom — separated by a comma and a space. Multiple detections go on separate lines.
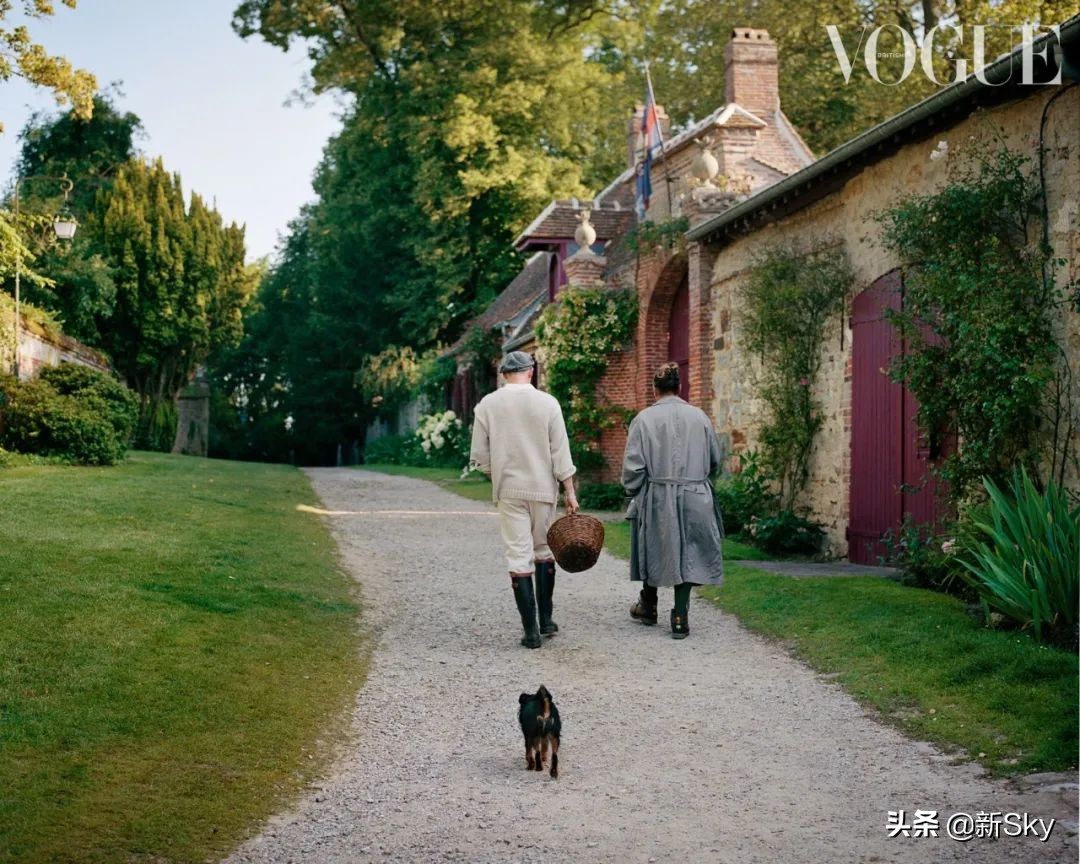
535, 286, 637, 470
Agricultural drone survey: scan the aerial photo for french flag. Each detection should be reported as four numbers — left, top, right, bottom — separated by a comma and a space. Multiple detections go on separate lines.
635, 70, 664, 221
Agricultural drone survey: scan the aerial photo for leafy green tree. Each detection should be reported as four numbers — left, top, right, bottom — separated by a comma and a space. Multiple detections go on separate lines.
9, 95, 142, 341
219, 1, 624, 462
234, 0, 618, 337
0, 0, 96, 134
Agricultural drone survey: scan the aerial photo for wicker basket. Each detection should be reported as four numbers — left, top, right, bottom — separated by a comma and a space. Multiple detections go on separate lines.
547, 514, 605, 573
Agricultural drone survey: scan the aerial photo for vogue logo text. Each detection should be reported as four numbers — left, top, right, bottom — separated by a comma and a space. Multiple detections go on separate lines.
826, 23, 1062, 86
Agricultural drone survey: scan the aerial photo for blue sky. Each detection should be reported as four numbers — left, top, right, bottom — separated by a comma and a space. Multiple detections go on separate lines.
0, 0, 345, 261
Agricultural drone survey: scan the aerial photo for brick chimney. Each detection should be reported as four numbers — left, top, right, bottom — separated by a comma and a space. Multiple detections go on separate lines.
724, 28, 779, 117
627, 102, 672, 170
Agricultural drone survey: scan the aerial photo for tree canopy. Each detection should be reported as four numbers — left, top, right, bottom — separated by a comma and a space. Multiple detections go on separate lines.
0, 0, 96, 134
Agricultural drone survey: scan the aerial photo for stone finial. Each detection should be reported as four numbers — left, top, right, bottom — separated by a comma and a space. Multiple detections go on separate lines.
681, 170, 748, 226
574, 209, 597, 249
564, 228, 607, 287
691, 136, 720, 186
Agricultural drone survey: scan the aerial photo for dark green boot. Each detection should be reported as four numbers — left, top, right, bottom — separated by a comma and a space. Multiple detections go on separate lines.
511, 576, 542, 649
535, 560, 558, 635
671, 583, 691, 639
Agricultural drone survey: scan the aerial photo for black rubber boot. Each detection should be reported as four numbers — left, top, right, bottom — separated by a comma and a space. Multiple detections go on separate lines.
630, 583, 658, 624
511, 576, 542, 649
535, 560, 558, 635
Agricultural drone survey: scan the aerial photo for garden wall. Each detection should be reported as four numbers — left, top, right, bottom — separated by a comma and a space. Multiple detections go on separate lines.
0, 304, 111, 381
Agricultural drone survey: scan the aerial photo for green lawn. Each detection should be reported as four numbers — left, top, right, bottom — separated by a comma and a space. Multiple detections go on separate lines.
359, 462, 493, 502
600, 525, 1077, 775
0, 452, 363, 863
602, 519, 768, 562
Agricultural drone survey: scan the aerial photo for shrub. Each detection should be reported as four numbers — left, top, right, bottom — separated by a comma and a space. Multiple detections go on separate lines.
363, 433, 415, 465
0, 446, 57, 468
877, 143, 1073, 502
959, 468, 1079, 646
713, 450, 778, 536
136, 401, 178, 452
2, 379, 117, 465
41, 364, 138, 447
748, 510, 825, 555
880, 518, 972, 599
578, 482, 626, 511
0, 366, 137, 466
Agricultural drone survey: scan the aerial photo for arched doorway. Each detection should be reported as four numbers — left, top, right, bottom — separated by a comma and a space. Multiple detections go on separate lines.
667, 274, 690, 401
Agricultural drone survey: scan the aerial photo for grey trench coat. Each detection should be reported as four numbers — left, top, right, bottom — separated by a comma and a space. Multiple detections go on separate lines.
622, 395, 725, 587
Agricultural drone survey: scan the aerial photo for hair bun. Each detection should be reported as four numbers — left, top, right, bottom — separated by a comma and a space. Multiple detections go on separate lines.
653, 362, 680, 391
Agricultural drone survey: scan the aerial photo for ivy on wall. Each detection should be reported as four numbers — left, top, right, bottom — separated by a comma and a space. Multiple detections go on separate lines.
460, 325, 503, 369
535, 286, 638, 471
626, 216, 690, 256
740, 244, 853, 510
878, 141, 1076, 500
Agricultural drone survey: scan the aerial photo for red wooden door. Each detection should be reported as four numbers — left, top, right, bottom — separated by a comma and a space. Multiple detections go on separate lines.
849, 273, 903, 564
668, 275, 690, 401
849, 271, 947, 564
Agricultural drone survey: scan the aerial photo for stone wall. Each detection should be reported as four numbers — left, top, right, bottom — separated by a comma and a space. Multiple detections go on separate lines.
0, 308, 111, 381
707, 86, 1080, 556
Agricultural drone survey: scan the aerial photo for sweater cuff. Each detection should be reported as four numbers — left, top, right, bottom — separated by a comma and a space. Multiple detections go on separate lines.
556, 468, 577, 484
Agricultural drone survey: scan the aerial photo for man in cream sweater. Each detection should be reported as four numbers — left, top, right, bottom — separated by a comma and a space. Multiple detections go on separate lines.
469, 351, 579, 649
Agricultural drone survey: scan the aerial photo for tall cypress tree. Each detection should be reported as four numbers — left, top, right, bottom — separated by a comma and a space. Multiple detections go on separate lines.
98, 158, 253, 448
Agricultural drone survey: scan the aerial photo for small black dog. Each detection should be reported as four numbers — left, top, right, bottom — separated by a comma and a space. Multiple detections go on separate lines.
518, 685, 561, 778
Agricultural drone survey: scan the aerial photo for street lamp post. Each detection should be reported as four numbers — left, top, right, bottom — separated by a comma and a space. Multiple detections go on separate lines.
10, 175, 78, 378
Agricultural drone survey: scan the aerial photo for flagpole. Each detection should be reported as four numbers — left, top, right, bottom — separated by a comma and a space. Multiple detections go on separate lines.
644, 62, 675, 218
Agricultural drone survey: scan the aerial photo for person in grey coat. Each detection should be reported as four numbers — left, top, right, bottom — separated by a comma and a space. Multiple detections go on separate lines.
622, 362, 724, 638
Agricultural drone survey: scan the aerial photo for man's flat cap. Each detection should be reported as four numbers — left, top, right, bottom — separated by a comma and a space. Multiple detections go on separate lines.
498, 350, 535, 373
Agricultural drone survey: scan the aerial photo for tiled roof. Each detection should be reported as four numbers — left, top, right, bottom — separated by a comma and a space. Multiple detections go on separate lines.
515, 199, 633, 249
463, 87, 819, 363
445, 251, 550, 355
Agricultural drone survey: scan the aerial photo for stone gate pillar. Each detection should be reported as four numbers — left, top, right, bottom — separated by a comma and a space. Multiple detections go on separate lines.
173, 367, 210, 457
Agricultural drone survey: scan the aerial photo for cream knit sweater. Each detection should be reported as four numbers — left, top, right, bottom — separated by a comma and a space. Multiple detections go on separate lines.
469, 383, 576, 503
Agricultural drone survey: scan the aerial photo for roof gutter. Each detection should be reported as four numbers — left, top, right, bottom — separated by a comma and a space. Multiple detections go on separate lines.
687, 16, 1079, 244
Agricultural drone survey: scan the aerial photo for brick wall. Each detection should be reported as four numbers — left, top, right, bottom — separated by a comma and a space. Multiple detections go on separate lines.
590, 246, 712, 481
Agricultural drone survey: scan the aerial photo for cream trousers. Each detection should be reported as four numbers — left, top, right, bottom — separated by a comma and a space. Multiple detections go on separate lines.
498, 498, 556, 574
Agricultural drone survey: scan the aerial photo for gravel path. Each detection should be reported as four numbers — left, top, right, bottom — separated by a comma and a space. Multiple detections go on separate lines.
226, 469, 1075, 864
